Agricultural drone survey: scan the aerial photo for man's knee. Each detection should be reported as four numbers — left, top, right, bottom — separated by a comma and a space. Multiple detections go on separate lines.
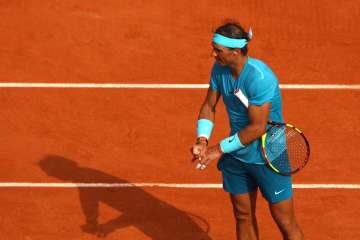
270, 199, 298, 231
270, 205, 303, 239
233, 205, 254, 222
277, 217, 296, 232
231, 193, 257, 222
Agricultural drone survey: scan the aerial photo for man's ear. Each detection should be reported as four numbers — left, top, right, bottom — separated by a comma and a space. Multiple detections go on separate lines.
233, 48, 241, 55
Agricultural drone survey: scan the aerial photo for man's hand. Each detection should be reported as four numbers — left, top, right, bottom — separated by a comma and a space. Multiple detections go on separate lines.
194, 144, 223, 170
191, 137, 208, 162
191, 143, 207, 161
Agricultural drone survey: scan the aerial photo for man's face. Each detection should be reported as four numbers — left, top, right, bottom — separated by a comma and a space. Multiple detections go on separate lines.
211, 43, 236, 66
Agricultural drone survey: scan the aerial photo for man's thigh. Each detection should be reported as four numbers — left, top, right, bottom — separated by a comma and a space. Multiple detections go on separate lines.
246, 163, 293, 204
217, 154, 258, 195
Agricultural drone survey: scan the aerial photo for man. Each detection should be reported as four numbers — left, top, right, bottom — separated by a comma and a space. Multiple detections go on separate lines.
191, 22, 304, 240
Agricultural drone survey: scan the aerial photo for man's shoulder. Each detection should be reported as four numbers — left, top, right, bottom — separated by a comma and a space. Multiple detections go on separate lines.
244, 58, 278, 95
246, 57, 277, 82
247, 58, 267, 76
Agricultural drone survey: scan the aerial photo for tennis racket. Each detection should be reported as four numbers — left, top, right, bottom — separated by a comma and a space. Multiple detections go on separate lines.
234, 88, 310, 175
261, 121, 310, 175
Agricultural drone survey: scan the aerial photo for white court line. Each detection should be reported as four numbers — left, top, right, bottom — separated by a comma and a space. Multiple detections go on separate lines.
0, 83, 360, 89
0, 183, 359, 189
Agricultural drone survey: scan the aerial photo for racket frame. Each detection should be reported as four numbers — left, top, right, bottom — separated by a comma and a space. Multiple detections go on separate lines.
261, 121, 310, 176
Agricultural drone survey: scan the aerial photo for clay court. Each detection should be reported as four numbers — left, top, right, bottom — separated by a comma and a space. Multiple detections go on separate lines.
0, 1, 359, 239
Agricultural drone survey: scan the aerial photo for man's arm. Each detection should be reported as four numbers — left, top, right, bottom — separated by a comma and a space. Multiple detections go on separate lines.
238, 103, 271, 144
199, 103, 271, 168
192, 88, 220, 164
198, 87, 221, 121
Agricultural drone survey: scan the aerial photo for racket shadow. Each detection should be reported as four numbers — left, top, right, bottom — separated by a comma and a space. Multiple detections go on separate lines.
38, 155, 212, 240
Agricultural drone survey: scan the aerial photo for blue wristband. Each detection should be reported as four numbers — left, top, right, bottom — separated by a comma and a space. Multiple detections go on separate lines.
220, 134, 245, 153
197, 119, 214, 139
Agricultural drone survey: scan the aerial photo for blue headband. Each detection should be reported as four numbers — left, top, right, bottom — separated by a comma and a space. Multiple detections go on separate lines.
213, 34, 248, 49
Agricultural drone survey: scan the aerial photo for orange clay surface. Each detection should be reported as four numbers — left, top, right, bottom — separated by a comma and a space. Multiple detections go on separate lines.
0, 1, 360, 239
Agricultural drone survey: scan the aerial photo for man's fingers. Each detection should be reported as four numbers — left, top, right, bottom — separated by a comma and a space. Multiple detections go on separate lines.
192, 144, 207, 156
203, 158, 212, 167
192, 154, 200, 162
196, 163, 207, 170
196, 162, 206, 170
195, 157, 208, 170
196, 154, 215, 170
192, 145, 209, 170
193, 148, 200, 155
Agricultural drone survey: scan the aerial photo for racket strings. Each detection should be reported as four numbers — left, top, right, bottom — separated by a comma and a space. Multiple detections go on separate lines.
266, 125, 309, 174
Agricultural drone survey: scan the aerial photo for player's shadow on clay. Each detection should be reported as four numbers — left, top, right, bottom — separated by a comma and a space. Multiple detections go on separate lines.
38, 155, 212, 240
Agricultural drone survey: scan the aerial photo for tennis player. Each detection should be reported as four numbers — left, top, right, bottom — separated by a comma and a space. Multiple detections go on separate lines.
191, 22, 304, 240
